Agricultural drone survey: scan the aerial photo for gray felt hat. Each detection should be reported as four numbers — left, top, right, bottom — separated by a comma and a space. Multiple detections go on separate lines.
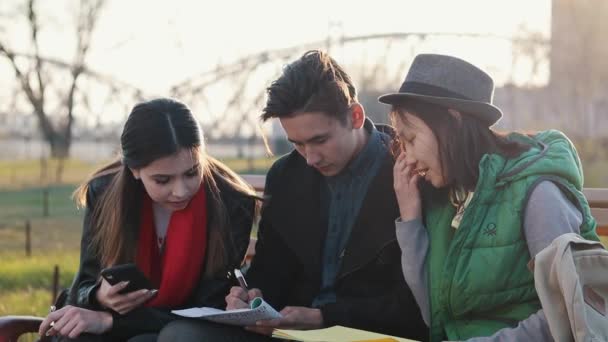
379, 54, 502, 126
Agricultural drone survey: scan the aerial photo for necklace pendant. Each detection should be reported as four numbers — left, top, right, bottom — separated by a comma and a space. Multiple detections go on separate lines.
157, 236, 165, 252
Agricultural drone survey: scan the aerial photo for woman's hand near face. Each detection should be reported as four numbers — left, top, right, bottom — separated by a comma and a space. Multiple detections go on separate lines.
95, 278, 157, 315
393, 152, 422, 221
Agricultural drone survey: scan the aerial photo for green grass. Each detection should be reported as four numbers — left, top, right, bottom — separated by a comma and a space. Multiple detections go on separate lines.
0, 185, 84, 255
0, 157, 276, 190
222, 157, 276, 175
0, 184, 82, 221
0, 252, 79, 316
0, 184, 82, 316
0, 159, 103, 189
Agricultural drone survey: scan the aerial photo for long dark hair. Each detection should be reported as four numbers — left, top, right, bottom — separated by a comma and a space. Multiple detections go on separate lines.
74, 98, 257, 275
390, 100, 530, 192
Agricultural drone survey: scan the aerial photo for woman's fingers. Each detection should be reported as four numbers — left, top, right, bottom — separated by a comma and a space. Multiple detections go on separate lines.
57, 316, 79, 337
115, 289, 157, 314
409, 171, 420, 187
68, 321, 87, 339
393, 153, 422, 220
395, 152, 408, 172
45, 307, 74, 336
105, 288, 154, 314
395, 162, 416, 193
97, 279, 131, 311
123, 288, 153, 302
38, 309, 58, 336
394, 159, 408, 178
40, 306, 112, 338
106, 281, 129, 296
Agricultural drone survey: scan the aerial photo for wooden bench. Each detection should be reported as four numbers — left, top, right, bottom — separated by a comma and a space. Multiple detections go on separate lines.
584, 188, 608, 237
1, 175, 606, 342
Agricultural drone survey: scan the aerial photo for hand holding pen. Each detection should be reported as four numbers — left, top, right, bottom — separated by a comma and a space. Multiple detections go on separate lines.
225, 268, 262, 310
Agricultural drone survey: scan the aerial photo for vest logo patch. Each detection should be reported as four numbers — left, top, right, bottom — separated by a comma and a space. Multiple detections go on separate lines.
483, 223, 497, 236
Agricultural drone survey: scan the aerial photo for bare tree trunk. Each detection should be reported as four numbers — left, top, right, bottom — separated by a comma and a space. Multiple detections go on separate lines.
0, 0, 105, 166
55, 157, 65, 184
49, 133, 69, 183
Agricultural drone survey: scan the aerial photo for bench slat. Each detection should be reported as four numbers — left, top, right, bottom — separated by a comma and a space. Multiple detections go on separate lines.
591, 208, 608, 237
583, 188, 608, 208
241, 174, 265, 193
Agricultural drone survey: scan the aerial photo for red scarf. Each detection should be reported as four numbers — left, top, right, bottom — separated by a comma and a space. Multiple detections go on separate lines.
136, 185, 207, 308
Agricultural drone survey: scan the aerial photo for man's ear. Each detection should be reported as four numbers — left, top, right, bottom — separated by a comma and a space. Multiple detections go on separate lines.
349, 103, 366, 129
130, 168, 140, 180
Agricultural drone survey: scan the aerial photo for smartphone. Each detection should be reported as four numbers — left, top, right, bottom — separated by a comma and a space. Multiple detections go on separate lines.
100, 263, 156, 294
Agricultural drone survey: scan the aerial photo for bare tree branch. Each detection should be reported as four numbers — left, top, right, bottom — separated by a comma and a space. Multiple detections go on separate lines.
0, 0, 106, 161
65, 0, 105, 149
28, 0, 45, 106
0, 42, 53, 139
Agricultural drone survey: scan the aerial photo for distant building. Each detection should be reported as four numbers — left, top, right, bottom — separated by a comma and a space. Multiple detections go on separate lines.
495, 0, 608, 137
549, 0, 608, 88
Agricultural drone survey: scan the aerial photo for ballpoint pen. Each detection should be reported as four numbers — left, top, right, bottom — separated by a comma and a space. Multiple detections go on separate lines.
234, 268, 248, 291
45, 305, 56, 336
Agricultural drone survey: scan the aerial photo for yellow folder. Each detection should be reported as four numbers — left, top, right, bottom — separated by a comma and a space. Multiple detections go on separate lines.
272, 325, 419, 342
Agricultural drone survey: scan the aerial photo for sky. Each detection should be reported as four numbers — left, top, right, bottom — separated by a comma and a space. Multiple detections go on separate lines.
0, 0, 552, 124
1, 0, 551, 91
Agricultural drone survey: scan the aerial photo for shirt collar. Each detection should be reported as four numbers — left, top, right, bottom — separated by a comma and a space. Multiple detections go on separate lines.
327, 119, 387, 182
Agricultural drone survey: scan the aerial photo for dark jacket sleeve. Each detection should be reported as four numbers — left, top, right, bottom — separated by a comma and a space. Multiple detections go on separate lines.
245, 161, 299, 309
68, 178, 105, 308
246, 209, 299, 308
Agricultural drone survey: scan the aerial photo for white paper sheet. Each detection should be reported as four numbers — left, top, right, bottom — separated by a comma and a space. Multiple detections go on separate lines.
172, 297, 281, 326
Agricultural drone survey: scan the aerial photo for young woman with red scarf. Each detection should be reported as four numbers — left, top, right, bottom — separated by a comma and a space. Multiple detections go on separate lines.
39, 98, 259, 341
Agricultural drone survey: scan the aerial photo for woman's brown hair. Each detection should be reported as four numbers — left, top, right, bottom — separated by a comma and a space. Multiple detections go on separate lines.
73, 98, 258, 275
390, 100, 531, 192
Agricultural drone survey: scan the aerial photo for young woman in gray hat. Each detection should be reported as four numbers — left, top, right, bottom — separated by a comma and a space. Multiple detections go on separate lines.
379, 54, 600, 342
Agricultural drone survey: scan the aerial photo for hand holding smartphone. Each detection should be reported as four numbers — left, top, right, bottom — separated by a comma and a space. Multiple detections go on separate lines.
100, 263, 156, 294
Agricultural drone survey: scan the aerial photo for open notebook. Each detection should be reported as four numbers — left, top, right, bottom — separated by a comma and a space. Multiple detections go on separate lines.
172, 297, 281, 326
272, 326, 419, 342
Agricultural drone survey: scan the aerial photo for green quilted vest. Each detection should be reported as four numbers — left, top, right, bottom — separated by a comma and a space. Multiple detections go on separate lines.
425, 130, 599, 342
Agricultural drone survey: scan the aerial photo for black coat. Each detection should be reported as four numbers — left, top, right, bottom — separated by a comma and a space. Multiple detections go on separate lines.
247, 138, 428, 340
67, 171, 255, 339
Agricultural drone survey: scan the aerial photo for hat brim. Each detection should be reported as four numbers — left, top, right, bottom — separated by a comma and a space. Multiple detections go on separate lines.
378, 92, 502, 126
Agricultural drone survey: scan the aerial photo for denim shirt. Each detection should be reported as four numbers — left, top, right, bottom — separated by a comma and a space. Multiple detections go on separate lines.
312, 119, 390, 307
